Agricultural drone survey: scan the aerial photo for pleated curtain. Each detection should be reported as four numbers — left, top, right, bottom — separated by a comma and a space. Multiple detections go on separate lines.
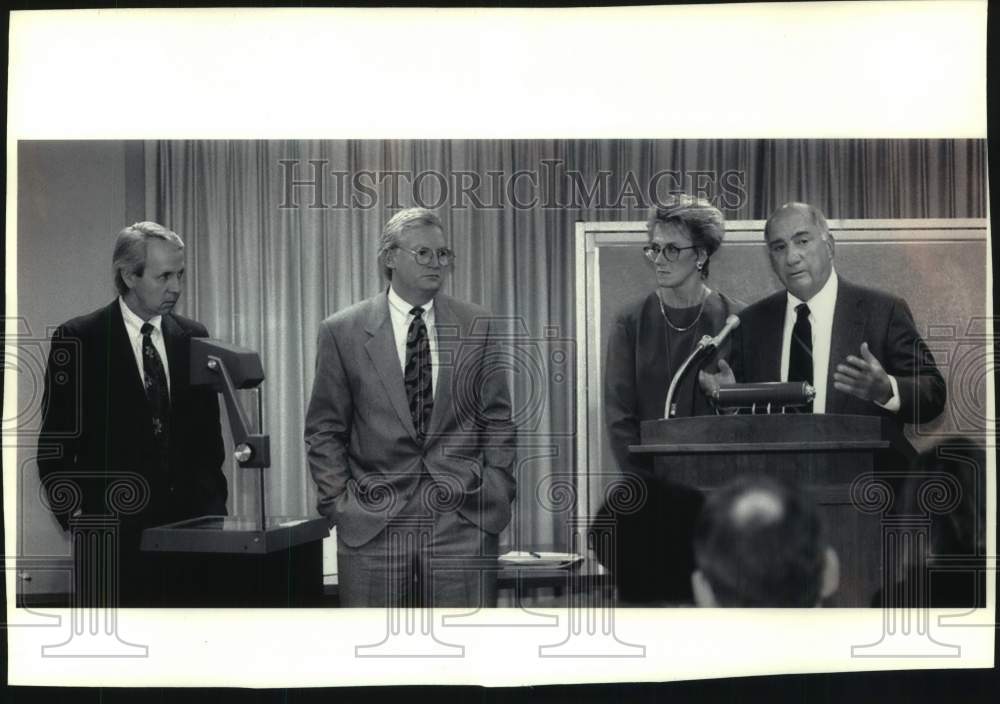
148, 138, 986, 549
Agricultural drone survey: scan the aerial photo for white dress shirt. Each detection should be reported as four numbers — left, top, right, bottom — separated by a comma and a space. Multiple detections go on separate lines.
387, 286, 439, 395
779, 270, 899, 413
119, 296, 171, 395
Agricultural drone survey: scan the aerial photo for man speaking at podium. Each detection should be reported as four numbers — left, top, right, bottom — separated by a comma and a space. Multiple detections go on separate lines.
305, 207, 516, 608
701, 202, 946, 425
38, 222, 229, 606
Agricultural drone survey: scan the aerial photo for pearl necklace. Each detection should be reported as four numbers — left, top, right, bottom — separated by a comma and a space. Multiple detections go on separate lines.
657, 287, 709, 332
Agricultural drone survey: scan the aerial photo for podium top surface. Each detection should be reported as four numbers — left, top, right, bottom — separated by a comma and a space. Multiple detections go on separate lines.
634, 413, 912, 457
141, 515, 330, 554
154, 516, 314, 532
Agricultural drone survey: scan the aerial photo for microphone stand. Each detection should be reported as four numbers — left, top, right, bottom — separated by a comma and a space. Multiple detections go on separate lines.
663, 336, 714, 418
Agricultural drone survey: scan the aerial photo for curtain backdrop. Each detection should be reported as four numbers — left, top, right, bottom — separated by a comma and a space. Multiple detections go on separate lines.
149, 139, 987, 550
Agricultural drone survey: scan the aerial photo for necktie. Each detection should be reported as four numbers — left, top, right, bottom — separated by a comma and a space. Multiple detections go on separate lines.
404, 307, 433, 440
788, 303, 814, 412
140, 323, 171, 449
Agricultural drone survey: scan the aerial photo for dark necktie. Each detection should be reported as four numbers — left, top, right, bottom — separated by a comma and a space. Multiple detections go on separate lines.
404, 307, 433, 441
140, 323, 171, 449
788, 303, 814, 412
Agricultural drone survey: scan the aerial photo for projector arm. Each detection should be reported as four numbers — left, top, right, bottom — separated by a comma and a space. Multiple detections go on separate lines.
204, 355, 271, 468
191, 337, 271, 469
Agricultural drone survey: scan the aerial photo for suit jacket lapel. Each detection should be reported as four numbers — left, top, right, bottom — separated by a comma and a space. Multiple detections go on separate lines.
161, 314, 187, 408
107, 302, 151, 411
638, 293, 671, 414
826, 279, 866, 414
426, 294, 455, 438
105, 301, 163, 459
758, 294, 785, 382
364, 292, 419, 442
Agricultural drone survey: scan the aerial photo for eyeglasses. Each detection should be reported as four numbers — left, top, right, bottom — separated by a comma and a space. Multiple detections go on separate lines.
643, 243, 697, 262
395, 246, 455, 267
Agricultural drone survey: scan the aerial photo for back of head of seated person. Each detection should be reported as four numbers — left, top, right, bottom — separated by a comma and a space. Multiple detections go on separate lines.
691, 476, 840, 607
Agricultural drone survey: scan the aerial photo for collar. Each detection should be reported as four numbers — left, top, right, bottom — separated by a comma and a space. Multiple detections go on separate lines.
786, 268, 838, 313
387, 285, 435, 317
118, 296, 163, 335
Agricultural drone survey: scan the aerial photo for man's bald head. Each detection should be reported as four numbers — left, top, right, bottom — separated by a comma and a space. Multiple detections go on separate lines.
692, 476, 837, 607
764, 202, 830, 241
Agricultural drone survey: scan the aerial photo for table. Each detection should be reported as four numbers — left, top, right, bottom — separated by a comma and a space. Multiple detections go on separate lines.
321, 548, 610, 607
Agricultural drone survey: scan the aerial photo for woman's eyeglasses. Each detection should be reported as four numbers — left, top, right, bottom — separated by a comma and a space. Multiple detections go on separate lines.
642, 243, 696, 262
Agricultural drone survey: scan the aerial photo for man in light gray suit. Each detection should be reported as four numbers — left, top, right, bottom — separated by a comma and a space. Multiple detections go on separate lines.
305, 208, 516, 607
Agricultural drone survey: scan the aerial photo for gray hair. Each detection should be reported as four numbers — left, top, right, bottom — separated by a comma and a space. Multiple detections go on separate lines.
764, 202, 832, 242
377, 207, 444, 281
112, 221, 184, 295
646, 195, 725, 279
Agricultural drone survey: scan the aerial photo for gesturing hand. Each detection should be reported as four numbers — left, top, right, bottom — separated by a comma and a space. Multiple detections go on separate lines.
699, 358, 735, 398
833, 342, 893, 405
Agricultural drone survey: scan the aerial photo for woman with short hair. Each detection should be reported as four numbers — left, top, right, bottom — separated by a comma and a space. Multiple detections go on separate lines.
599, 195, 744, 605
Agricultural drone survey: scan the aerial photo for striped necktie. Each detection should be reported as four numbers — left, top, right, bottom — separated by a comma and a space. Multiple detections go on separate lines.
404, 307, 433, 440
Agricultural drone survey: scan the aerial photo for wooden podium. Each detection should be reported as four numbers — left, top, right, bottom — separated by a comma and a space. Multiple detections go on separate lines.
633, 413, 916, 606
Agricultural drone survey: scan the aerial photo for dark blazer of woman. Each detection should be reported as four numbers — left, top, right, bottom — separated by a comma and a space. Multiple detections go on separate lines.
599, 289, 744, 604
604, 289, 744, 480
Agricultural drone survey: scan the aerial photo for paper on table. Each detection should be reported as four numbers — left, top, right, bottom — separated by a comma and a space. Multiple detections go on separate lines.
498, 551, 584, 568
278, 519, 308, 528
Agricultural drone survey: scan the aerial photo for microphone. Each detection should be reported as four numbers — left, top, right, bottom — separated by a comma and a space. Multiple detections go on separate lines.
663, 314, 741, 418
699, 314, 740, 352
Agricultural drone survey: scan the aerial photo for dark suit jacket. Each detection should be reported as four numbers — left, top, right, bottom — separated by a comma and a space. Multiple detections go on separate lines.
38, 301, 228, 536
729, 277, 946, 425
604, 290, 744, 479
305, 291, 517, 548
599, 290, 743, 604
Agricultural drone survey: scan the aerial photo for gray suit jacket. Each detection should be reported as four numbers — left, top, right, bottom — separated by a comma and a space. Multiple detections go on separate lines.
305, 291, 517, 547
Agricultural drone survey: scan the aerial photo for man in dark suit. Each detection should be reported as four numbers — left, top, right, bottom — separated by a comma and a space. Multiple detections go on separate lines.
305, 207, 516, 608
38, 221, 228, 606
701, 202, 946, 425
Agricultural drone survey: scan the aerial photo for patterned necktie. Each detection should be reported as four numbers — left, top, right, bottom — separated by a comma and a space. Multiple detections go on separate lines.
140, 323, 171, 448
404, 307, 433, 441
788, 303, 814, 412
